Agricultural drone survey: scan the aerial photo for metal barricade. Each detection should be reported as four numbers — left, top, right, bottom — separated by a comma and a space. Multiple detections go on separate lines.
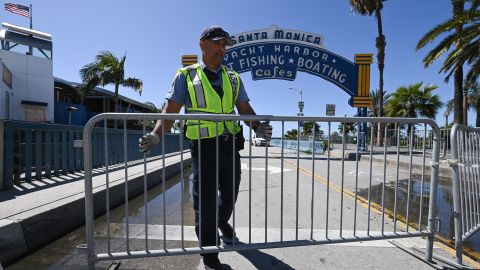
450, 124, 480, 265
82, 114, 441, 269
385, 127, 450, 159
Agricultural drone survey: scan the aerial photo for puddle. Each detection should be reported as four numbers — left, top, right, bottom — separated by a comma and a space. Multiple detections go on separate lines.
6, 169, 194, 270
357, 176, 480, 253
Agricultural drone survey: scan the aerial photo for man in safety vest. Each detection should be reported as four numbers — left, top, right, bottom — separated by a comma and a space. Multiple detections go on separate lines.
139, 26, 272, 270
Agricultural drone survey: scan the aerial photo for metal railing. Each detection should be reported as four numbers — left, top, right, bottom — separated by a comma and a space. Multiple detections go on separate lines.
0, 120, 187, 189
270, 127, 450, 159
450, 124, 480, 265
269, 139, 325, 154
82, 114, 441, 269
385, 128, 451, 159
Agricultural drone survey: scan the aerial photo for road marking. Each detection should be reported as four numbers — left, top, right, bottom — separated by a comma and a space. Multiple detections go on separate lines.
241, 163, 292, 175
347, 169, 364, 176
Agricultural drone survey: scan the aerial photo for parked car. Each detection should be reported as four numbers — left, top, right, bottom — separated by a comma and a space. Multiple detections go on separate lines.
252, 134, 268, 146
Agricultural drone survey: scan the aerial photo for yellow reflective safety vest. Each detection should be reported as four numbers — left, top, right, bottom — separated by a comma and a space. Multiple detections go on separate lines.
178, 63, 241, 140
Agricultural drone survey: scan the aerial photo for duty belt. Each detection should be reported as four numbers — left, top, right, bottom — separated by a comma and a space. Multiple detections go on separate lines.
218, 134, 234, 142
193, 133, 234, 142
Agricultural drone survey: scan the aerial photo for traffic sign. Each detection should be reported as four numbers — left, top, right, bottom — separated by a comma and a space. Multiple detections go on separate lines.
326, 104, 335, 116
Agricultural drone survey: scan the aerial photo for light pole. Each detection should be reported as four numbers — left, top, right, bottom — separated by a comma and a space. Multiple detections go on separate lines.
289, 87, 304, 116
65, 106, 77, 125
289, 87, 304, 139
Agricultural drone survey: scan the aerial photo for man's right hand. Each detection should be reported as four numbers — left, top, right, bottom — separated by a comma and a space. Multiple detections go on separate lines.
139, 132, 160, 153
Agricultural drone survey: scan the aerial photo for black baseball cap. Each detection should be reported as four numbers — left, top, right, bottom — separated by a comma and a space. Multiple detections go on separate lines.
200, 26, 233, 46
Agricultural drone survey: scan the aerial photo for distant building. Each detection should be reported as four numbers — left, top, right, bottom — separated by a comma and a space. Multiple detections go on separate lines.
54, 77, 152, 126
0, 22, 54, 122
0, 22, 152, 126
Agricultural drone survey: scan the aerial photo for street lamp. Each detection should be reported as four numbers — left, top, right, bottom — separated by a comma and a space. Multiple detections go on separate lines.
289, 87, 305, 139
65, 106, 77, 125
288, 87, 304, 116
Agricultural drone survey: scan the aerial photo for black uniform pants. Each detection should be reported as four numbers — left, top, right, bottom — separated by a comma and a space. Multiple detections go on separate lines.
191, 136, 241, 259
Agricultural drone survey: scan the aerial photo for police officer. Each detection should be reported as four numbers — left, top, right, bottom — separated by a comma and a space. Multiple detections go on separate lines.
139, 26, 272, 270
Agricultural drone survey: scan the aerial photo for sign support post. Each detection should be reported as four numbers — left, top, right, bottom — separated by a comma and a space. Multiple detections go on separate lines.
352, 54, 373, 151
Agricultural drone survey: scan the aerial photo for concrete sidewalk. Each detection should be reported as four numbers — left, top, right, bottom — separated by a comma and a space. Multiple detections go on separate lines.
0, 151, 191, 266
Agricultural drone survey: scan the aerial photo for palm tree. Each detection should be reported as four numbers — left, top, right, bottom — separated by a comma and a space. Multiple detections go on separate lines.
444, 99, 454, 127
368, 89, 391, 145
368, 89, 390, 117
338, 122, 357, 136
302, 121, 321, 136
386, 83, 443, 141
349, 0, 387, 144
386, 82, 443, 118
285, 129, 298, 140
466, 81, 480, 127
416, 0, 466, 125
446, 81, 480, 126
80, 51, 143, 112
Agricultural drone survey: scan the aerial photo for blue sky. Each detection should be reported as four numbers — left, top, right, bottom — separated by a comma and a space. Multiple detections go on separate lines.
4, 0, 476, 129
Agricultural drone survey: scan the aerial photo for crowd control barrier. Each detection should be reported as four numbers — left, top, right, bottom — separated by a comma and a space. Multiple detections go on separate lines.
449, 124, 480, 266
81, 113, 441, 269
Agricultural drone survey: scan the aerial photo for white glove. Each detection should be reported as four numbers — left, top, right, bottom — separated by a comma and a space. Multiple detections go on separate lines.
255, 122, 272, 141
139, 132, 160, 153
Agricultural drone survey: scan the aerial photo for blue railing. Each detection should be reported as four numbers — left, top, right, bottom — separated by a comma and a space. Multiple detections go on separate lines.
269, 138, 325, 154
2, 120, 189, 190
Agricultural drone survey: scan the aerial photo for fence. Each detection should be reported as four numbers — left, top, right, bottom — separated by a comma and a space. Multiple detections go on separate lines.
269, 138, 325, 154
271, 126, 450, 158
1, 120, 188, 190
450, 124, 480, 265
385, 127, 450, 157
81, 114, 442, 269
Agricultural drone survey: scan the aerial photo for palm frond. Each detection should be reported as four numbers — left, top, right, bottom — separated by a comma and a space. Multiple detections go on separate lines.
122, 77, 143, 95
416, 16, 462, 50
385, 82, 441, 119
445, 99, 454, 117
421, 30, 460, 67
466, 57, 480, 82
469, 0, 480, 18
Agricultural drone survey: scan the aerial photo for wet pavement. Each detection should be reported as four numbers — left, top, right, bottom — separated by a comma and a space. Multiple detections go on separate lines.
357, 176, 480, 253
6, 171, 199, 270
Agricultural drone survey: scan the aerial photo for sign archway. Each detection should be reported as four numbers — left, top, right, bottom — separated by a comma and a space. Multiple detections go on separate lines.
223, 25, 373, 108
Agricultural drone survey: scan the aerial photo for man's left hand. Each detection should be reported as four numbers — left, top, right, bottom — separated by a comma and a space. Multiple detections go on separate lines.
255, 122, 272, 141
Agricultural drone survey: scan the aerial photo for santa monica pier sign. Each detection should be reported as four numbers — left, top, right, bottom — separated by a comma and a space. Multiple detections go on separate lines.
222, 25, 372, 107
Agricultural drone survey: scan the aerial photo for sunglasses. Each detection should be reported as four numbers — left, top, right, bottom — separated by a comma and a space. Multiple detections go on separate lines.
201, 28, 230, 40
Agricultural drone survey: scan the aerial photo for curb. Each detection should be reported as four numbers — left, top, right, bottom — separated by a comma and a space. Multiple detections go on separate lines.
0, 157, 191, 266
361, 155, 451, 179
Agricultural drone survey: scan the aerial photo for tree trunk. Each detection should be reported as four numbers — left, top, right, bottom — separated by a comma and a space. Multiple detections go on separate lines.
375, 4, 386, 146
463, 89, 468, 125
476, 102, 480, 127
454, 68, 464, 124
453, 0, 465, 125
113, 84, 119, 129
113, 84, 119, 113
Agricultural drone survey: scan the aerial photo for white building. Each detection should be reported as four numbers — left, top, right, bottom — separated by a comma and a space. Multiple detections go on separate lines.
0, 22, 53, 122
